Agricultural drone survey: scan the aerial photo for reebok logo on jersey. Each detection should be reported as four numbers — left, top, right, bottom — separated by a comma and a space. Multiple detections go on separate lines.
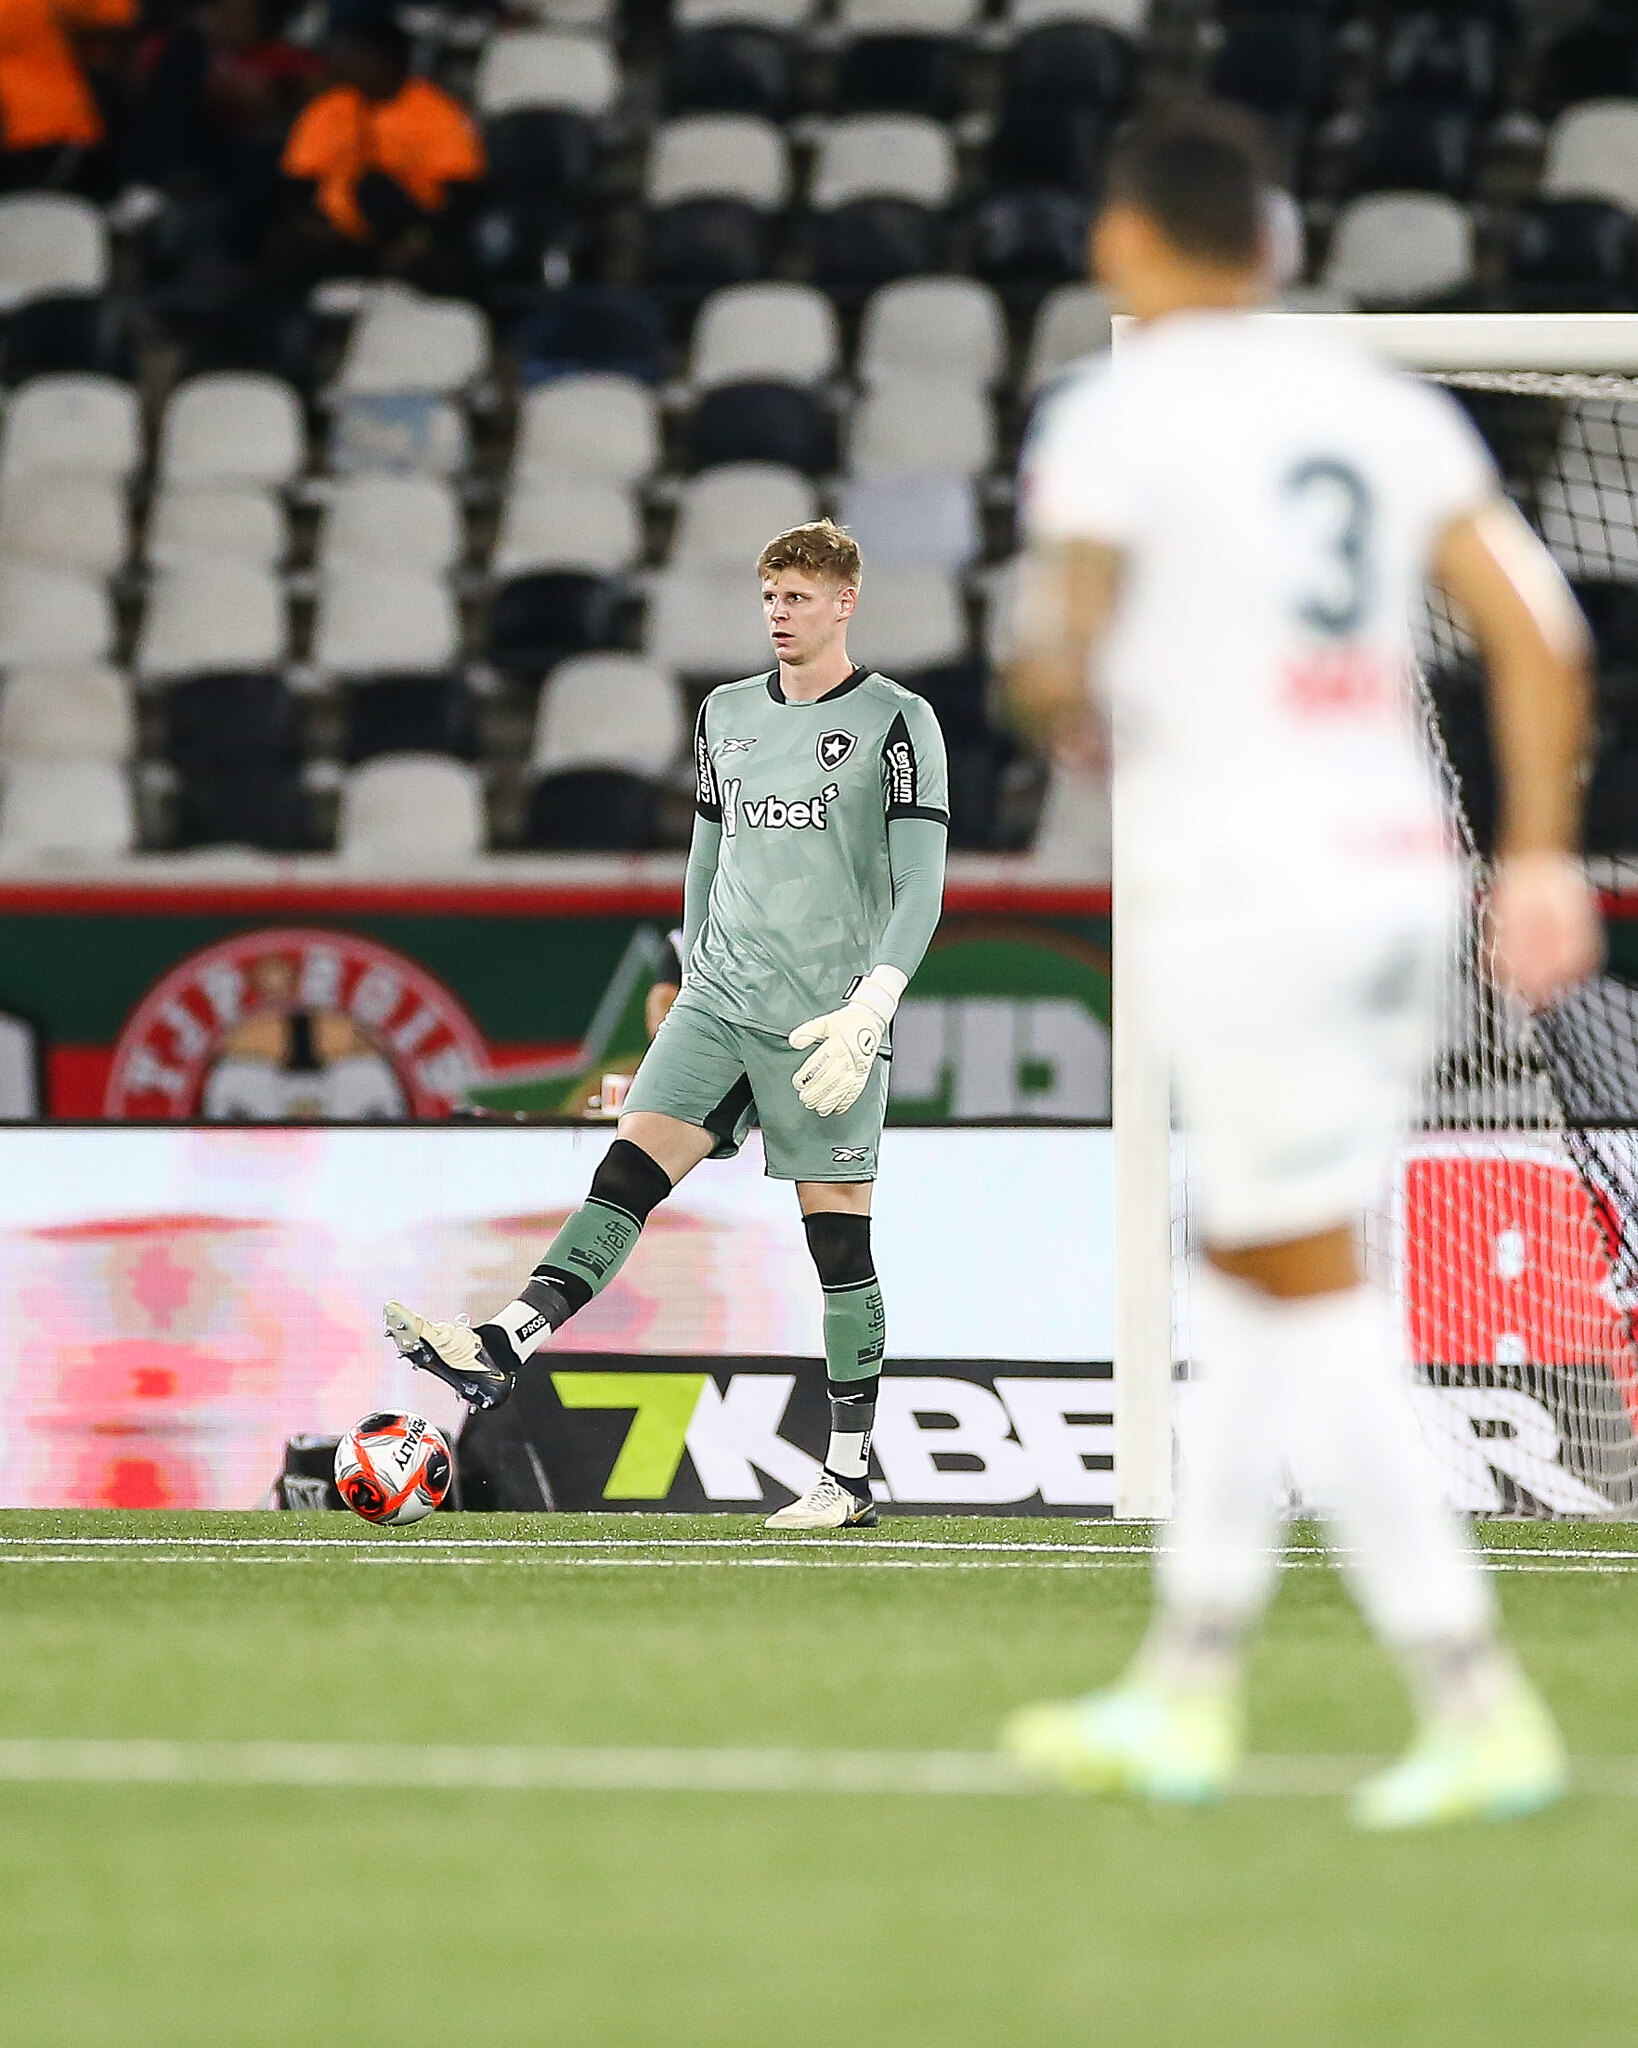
721, 779, 841, 836
817, 730, 856, 770
717, 736, 758, 753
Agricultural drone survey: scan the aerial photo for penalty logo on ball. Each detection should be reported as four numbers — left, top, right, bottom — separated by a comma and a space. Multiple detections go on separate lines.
334, 1412, 453, 1526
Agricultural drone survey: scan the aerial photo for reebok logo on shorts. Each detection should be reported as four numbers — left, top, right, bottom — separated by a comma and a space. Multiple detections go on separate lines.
832, 1146, 872, 1165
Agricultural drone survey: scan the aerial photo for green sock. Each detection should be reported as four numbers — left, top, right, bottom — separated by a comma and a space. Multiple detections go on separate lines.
534, 1196, 645, 1312
823, 1278, 884, 1487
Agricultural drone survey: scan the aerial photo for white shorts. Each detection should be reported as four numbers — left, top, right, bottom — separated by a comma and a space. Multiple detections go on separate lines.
1133, 867, 1459, 1247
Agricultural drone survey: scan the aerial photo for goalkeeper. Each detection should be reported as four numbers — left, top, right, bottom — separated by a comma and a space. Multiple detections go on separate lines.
386, 520, 948, 1530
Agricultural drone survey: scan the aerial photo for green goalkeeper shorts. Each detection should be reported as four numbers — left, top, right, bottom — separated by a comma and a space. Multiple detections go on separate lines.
623, 994, 889, 1182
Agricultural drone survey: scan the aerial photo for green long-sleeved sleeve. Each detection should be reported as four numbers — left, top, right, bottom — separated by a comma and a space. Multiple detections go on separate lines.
876, 813, 948, 983
681, 813, 722, 967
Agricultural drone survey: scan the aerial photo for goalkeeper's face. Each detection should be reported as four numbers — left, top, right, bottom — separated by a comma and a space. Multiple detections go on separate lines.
763, 569, 857, 667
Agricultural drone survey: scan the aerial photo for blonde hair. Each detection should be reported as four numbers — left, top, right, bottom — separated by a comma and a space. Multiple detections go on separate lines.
757, 519, 863, 589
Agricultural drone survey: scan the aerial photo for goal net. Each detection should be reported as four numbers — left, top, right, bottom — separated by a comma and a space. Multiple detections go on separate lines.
1114, 313, 1638, 1522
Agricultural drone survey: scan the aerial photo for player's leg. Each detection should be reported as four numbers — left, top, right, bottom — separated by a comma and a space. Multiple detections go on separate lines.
765, 1180, 883, 1529
1010, 885, 1563, 1817
385, 1005, 751, 1407
1215, 1229, 1564, 1829
744, 1026, 889, 1530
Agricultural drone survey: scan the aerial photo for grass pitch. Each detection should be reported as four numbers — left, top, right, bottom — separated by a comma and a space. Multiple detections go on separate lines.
0, 1513, 1634, 2047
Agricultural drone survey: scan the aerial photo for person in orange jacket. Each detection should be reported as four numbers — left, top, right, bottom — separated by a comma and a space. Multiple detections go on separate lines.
0, 0, 137, 193
276, 20, 483, 285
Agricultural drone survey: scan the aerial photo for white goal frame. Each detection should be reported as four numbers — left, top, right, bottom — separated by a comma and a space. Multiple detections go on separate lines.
1111, 310, 1638, 1521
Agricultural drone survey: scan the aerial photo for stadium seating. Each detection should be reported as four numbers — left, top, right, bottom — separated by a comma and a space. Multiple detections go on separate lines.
312, 567, 461, 678
0, 377, 140, 485
157, 376, 306, 488
0, 759, 134, 861
146, 487, 288, 569
0, 474, 128, 576
0, 663, 133, 763
316, 477, 464, 577
491, 478, 641, 577
525, 653, 685, 849
1323, 194, 1475, 306
644, 117, 791, 291
339, 754, 487, 864
0, 196, 107, 314
0, 0, 1595, 869
856, 276, 1006, 389
809, 117, 957, 293
137, 564, 286, 680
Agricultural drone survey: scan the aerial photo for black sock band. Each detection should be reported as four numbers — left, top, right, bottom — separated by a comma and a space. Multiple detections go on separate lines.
591, 1138, 673, 1223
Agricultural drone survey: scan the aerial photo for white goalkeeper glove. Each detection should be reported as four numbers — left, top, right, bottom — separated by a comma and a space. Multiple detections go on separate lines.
788, 966, 907, 1117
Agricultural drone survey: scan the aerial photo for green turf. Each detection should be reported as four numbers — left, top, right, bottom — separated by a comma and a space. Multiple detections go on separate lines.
0, 1511, 1634, 2047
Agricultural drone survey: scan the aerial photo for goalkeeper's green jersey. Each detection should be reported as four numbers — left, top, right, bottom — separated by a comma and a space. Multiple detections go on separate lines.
683, 666, 950, 1038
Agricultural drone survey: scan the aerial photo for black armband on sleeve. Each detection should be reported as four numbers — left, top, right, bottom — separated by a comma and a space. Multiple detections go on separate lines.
694, 696, 722, 822
881, 710, 950, 825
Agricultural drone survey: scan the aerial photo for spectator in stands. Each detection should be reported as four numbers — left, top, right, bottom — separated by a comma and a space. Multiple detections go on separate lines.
273, 20, 483, 288
128, 0, 319, 256
0, 0, 136, 195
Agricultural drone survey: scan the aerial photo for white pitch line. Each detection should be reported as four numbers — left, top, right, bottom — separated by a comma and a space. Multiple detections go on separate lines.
0, 1738, 1628, 1798
1, 1548, 1635, 1575
4, 1533, 1638, 1562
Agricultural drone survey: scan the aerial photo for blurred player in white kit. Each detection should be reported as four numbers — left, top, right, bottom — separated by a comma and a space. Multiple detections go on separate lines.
1003, 102, 1603, 1828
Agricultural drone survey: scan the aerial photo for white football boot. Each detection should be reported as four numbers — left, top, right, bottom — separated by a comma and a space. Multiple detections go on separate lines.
764, 1471, 878, 1529
383, 1302, 517, 1411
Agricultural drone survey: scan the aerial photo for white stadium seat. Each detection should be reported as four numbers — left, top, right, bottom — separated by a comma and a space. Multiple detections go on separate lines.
675, 0, 813, 25
337, 294, 490, 396
339, 754, 486, 864
0, 473, 128, 575
0, 662, 133, 762
137, 563, 286, 679
0, 759, 133, 862
837, 472, 979, 569
857, 277, 1006, 389
0, 562, 113, 665
158, 374, 305, 487
491, 478, 640, 576
839, 0, 979, 32
1025, 284, 1113, 392
647, 564, 771, 675
0, 194, 107, 313
1323, 194, 1475, 306
670, 464, 816, 565
848, 563, 966, 672
847, 380, 995, 475
688, 284, 840, 389
510, 0, 614, 26
474, 30, 620, 116
145, 485, 287, 568
810, 117, 957, 211
1006, 0, 1146, 27
532, 654, 684, 775
647, 116, 791, 210
1543, 99, 1638, 213
512, 375, 660, 481
317, 475, 462, 575
313, 566, 460, 676
0, 376, 141, 484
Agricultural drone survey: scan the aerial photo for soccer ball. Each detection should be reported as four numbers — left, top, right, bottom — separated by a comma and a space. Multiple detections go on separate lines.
334, 1413, 453, 1527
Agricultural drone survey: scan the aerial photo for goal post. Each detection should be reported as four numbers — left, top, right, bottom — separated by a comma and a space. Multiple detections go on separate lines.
1111, 309, 1638, 1523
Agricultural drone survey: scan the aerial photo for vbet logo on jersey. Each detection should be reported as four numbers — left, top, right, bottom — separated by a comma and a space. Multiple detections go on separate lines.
720, 778, 842, 835
105, 929, 489, 1120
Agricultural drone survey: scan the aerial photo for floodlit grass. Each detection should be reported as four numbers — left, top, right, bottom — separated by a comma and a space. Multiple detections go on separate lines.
0, 1511, 1634, 2046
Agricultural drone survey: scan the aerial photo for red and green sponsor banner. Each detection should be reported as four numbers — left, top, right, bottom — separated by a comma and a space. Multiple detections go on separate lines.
0, 875, 1111, 1122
